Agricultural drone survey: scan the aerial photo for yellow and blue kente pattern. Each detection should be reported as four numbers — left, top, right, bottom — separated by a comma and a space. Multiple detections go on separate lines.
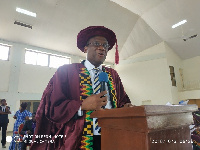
80, 68, 94, 150
79, 67, 117, 149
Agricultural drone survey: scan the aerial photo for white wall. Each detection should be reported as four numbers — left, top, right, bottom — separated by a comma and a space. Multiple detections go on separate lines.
117, 38, 200, 105
165, 42, 182, 104
178, 56, 200, 100
182, 56, 200, 82
116, 58, 172, 106
18, 64, 56, 93
115, 42, 173, 105
117, 40, 200, 105
179, 90, 200, 100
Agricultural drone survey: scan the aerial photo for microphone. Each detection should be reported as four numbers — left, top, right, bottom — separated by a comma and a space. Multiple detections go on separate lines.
99, 72, 108, 109
99, 72, 108, 92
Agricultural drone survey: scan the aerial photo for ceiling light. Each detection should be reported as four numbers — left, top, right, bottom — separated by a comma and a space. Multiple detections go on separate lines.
172, 20, 187, 29
16, 7, 36, 17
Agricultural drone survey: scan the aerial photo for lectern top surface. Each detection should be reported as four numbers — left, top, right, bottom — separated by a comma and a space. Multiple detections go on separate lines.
91, 104, 198, 118
144, 104, 198, 115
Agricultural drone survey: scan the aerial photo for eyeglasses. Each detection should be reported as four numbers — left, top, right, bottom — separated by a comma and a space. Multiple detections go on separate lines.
87, 41, 110, 49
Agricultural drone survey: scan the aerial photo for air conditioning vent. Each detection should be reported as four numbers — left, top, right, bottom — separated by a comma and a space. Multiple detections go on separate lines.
183, 34, 198, 41
14, 21, 32, 29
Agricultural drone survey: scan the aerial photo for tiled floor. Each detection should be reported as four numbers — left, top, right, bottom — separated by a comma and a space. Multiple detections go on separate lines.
0, 131, 12, 150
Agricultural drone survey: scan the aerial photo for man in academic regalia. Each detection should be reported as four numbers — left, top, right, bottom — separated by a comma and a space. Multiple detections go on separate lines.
31, 26, 132, 150
0, 99, 11, 148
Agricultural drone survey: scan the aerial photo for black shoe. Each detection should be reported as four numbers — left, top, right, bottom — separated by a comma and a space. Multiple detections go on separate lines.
2, 145, 6, 148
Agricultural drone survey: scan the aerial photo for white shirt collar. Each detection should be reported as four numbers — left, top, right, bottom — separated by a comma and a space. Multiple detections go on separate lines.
84, 60, 102, 71
1, 105, 6, 111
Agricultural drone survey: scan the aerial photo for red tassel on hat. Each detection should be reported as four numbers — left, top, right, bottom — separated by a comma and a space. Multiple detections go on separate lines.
115, 40, 119, 65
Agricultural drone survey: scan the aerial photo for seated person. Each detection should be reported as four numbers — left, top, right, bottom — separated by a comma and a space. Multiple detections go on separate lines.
20, 112, 36, 150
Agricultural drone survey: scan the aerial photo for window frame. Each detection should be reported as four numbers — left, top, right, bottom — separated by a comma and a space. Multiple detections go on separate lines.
0, 43, 11, 61
25, 48, 71, 68
20, 100, 40, 113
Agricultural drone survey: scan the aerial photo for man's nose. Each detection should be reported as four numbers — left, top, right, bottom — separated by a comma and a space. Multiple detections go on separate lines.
97, 45, 107, 51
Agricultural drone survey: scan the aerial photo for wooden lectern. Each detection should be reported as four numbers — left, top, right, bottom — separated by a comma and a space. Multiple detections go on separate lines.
91, 105, 198, 150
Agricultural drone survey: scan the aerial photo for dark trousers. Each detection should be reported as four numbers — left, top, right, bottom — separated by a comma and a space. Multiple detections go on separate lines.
0, 122, 7, 146
21, 137, 32, 150
21, 141, 28, 150
21, 141, 26, 150
93, 135, 101, 150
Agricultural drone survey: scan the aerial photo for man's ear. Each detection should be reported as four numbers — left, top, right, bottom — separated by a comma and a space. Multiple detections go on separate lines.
84, 46, 88, 53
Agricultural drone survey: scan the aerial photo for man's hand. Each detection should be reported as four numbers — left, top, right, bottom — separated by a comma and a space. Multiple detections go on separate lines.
123, 103, 134, 107
0, 110, 5, 114
81, 91, 107, 111
0, 110, 10, 115
6, 106, 11, 114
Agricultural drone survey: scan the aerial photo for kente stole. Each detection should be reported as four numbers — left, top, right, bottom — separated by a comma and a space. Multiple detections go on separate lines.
79, 67, 117, 150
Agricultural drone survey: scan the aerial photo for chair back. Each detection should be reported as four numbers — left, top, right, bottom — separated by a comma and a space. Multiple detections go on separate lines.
14, 123, 24, 143
18, 123, 24, 134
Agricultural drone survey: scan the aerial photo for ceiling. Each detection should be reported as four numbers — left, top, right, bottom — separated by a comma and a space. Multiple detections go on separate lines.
0, 0, 199, 63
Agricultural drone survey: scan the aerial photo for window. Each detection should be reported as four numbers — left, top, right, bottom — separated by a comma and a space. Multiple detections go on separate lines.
25, 51, 37, 65
0, 44, 10, 60
37, 53, 48, 66
20, 100, 40, 113
25, 50, 48, 66
25, 49, 71, 68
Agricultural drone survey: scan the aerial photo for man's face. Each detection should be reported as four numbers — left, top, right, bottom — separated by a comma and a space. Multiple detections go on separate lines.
1, 100, 6, 106
32, 114, 36, 122
84, 36, 108, 67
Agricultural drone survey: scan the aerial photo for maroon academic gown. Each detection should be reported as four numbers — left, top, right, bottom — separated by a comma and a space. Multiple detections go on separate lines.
31, 63, 130, 150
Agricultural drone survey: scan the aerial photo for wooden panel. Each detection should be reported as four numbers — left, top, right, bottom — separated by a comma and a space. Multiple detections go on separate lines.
188, 99, 200, 108
195, 100, 200, 108
102, 128, 147, 150
188, 99, 196, 105
99, 117, 148, 132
